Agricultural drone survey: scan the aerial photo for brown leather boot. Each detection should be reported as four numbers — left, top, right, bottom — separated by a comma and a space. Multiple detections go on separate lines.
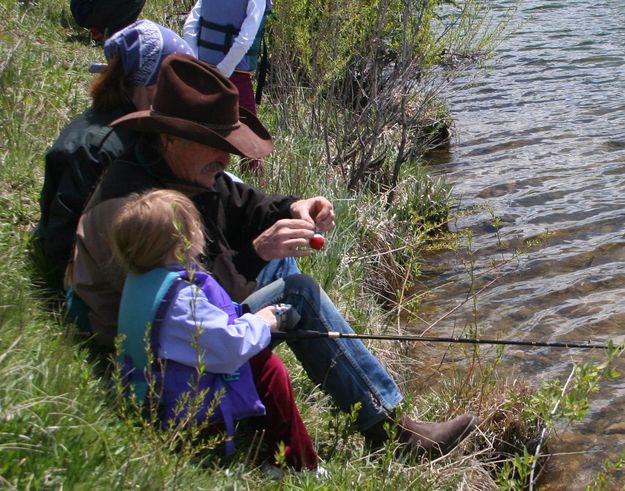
397, 414, 478, 458
363, 413, 478, 459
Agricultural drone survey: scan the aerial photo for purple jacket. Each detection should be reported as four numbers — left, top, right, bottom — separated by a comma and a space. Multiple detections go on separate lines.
118, 267, 268, 453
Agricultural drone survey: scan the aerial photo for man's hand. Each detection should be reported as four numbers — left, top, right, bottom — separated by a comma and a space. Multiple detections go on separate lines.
253, 219, 315, 261
289, 197, 335, 233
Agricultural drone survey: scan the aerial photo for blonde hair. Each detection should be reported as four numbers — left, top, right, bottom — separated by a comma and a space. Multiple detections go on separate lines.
111, 189, 205, 274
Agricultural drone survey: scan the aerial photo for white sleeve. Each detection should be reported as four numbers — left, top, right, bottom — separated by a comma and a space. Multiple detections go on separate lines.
216, 0, 266, 77
183, 0, 203, 58
158, 283, 272, 373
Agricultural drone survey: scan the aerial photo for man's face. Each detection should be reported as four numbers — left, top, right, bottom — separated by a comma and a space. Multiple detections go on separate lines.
162, 136, 231, 187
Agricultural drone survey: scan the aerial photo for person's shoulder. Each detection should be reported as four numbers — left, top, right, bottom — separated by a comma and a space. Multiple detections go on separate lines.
48, 105, 132, 154
66, 105, 130, 132
171, 274, 209, 308
94, 149, 158, 202
179, 268, 218, 291
82, 106, 122, 125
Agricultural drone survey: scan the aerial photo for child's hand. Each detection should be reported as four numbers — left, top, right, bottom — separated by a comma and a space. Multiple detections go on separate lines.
255, 305, 279, 331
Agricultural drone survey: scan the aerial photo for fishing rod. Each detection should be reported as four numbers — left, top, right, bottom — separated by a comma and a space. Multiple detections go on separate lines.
271, 330, 613, 350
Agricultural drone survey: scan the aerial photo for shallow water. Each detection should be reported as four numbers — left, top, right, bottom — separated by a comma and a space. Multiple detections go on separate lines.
417, 1, 625, 486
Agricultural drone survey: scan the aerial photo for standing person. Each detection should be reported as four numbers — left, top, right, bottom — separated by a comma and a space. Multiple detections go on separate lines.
69, 54, 478, 459
70, 0, 146, 42
111, 189, 318, 471
33, 20, 194, 293
183, 0, 269, 175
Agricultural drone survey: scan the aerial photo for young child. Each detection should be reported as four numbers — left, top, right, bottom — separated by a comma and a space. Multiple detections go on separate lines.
183, 0, 269, 175
111, 189, 318, 471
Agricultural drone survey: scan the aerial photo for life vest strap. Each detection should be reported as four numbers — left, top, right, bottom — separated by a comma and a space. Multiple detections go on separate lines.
198, 17, 260, 57
199, 18, 239, 34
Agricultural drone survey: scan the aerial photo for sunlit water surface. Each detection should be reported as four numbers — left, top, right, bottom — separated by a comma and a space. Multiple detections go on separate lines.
415, 1, 625, 486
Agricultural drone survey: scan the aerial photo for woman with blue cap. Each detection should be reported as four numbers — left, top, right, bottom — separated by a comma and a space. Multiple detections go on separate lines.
34, 20, 194, 293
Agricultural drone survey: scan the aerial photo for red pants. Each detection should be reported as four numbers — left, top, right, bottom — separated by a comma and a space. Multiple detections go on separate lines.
230, 71, 257, 115
229, 71, 266, 178
249, 349, 318, 470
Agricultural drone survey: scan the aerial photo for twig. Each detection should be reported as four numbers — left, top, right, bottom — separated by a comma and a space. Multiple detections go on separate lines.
418, 273, 504, 336
0, 39, 21, 78
0, 335, 22, 365
529, 364, 577, 490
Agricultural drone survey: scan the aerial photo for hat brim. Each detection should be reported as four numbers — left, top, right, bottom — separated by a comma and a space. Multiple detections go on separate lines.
111, 106, 272, 159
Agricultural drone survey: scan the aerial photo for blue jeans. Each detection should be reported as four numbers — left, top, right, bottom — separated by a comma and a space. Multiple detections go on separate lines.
243, 274, 403, 431
256, 257, 301, 289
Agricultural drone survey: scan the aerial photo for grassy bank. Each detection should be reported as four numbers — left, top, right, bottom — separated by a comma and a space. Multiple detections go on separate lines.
1, 1, 622, 489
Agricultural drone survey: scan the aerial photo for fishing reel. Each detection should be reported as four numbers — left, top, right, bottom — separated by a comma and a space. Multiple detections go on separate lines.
273, 303, 301, 331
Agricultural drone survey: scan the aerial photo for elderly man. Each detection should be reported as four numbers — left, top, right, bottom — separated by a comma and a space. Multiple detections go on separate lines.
69, 54, 477, 457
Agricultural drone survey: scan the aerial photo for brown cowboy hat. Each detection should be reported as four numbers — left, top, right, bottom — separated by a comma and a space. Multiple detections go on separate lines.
111, 54, 272, 159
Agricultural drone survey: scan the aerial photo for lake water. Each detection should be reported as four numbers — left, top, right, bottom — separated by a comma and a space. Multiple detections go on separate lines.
418, 1, 625, 486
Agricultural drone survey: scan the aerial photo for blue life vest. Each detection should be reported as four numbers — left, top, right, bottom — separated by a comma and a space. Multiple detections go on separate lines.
117, 267, 265, 454
118, 267, 178, 401
197, 0, 270, 72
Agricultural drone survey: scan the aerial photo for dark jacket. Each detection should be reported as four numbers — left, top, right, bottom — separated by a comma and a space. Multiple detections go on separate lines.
35, 105, 137, 291
70, 139, 296, 345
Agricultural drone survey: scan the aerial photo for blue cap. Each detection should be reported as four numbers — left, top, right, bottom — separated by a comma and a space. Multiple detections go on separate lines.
103, 20, 194, 87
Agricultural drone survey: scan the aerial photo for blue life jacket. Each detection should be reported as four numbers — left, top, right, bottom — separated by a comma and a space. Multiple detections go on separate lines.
117, 267, 265, 454
197, 0, 270, 72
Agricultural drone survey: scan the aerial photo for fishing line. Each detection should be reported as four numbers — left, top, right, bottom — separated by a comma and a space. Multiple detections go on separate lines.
271, 330, 613, 350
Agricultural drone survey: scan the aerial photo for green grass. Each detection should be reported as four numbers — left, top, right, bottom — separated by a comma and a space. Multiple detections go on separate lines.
1, 0, 621, 489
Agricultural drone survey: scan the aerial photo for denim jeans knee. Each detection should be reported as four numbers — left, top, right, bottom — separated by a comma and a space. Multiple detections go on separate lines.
256, 257, 301, 289
244, 274, 403, 430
